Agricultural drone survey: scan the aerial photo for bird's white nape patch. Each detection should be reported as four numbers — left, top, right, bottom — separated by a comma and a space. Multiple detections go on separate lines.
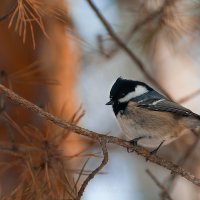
119, 85, 148, 103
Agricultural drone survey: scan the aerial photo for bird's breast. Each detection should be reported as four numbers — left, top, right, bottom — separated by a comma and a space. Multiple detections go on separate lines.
116, 102, 184, 147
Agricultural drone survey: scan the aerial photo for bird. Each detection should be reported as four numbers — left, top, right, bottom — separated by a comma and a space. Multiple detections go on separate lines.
106, 77, 200, 152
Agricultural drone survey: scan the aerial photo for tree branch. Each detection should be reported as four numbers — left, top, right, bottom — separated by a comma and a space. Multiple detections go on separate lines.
163, 133, 200, 195
0, 84, 200, 190
177, 88, 200, 104
85, 0, 172, 99
125, 0, 175, 43
146, 169, 173, 200
78, 140, 108, 199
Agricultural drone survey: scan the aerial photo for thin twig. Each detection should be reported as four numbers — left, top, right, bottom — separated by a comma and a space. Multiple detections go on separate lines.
107, 0, 170, 57
78, 140, 108, 199
146, 169, 174, 200
96, 34, 111, 58
125, 0, 175, 44
163, 133, 200, 196
0, 84, 200, 188
177, 135, 199, 167
0, 142, 42, 154
85, 0, 171, 99
177, 88, 200, 104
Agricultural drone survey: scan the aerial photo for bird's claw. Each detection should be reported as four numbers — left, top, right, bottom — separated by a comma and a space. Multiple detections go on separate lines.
127, 136, 145, 153
146, 140, 165, 161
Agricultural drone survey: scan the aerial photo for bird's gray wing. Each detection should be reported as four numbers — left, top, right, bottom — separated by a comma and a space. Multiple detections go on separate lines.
134, 91, 200, 119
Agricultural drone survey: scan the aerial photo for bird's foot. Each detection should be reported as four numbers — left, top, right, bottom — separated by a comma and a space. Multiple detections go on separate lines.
127, 136, 145, 153
146, 140, 165, 161
129, 136, 146, 146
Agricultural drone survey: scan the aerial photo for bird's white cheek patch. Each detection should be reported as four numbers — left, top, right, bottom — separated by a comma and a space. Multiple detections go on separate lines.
119, 85, 148, 103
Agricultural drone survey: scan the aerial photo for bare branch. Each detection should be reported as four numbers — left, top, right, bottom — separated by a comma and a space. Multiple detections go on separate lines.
177, 135, 199, 167
102, 0, 176, 58
96, 34, 111, 58
177, 88, 200, 104
0, 84, 200, 189
146, 169, 173, 200
125, 0, 176, 43
163, 133, 200, 195
78, 140, 108, 199
85, 0, 171, 99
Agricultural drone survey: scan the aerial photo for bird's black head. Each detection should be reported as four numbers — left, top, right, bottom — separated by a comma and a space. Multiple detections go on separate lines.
106, 77, 153, 115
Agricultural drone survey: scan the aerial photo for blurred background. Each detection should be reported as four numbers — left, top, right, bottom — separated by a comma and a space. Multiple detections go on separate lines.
0, 0, 200, 199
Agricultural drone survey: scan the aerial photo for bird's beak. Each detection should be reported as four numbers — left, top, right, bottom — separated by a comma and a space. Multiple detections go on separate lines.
106, 100, 114, 105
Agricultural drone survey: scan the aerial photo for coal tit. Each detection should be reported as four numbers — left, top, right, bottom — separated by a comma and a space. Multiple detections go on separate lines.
106, 77, 200, 149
